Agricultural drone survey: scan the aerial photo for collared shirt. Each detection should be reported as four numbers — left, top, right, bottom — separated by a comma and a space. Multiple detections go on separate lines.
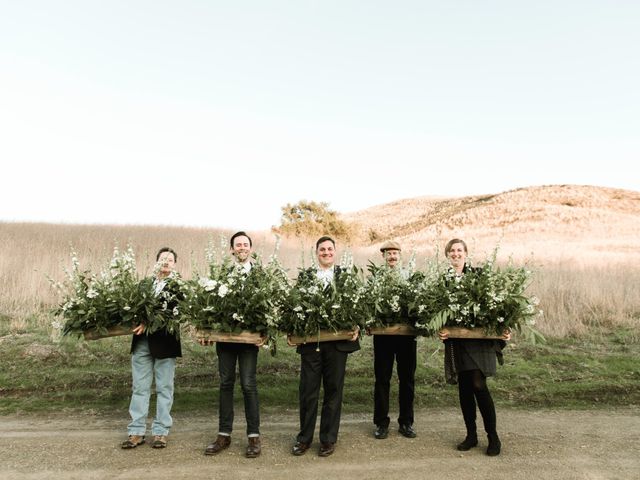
316, 266, 334, 285
153, 278, 167, 296
236, 261, 252, 274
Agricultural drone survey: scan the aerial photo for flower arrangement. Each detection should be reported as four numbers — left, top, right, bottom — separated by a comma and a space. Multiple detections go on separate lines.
52, 246, 148, 337
139, 270, 185, 336
363, 259, 424, 330
180, 240, 290, 349
280, 252, 369, 339
410, 253, 543, 342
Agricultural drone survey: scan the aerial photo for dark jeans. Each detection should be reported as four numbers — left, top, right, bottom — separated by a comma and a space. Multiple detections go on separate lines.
216, 342, 260, 435
297, 343, 349, 444
373, 335, 417, 428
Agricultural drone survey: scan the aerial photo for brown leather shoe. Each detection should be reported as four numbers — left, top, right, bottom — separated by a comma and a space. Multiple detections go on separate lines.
292, 441, 310, 456
245, 436, 261, 458
319, 442, 335, 457
204, 435, 231, 455
121, 435, 145, 449
151, 435, 167, 449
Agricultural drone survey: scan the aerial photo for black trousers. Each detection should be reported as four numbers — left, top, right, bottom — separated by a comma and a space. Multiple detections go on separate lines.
297, 343, 349, 444
373, 335, 417, 428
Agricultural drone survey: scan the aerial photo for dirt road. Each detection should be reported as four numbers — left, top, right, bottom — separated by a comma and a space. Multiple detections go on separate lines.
1, 408, 638, 480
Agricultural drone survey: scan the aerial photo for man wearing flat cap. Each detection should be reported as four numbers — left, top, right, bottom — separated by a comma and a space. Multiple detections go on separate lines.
371, 241, 418, 440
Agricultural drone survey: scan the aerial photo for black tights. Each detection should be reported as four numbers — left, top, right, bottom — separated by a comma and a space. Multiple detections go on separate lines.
458, 369, 496, 436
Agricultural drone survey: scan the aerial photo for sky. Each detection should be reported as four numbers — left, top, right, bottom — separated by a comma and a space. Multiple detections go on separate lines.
1, 1, 639, 230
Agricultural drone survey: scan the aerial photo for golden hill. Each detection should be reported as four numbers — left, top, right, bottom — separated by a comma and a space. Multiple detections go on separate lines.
342, 185, 640, 264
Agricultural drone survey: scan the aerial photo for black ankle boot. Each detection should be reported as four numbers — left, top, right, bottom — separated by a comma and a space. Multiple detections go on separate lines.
486, 433, 501, 456
456, 433, 478, 451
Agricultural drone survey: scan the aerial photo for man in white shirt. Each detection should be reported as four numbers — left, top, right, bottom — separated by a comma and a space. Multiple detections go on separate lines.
292, 236, 360, 458
205, 232, 262, 459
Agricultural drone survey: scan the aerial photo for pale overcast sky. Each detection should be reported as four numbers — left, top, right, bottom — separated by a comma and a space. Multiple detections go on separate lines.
1, 1, 638, 230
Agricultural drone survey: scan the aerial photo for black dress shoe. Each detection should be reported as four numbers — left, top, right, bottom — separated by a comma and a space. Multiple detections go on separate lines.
374, 425, 389, 440
398, 424, 417, 438
456, 434, 478, 451
318, 442, 335, 457
486, 434, 501, 456
292, 441, 310, 456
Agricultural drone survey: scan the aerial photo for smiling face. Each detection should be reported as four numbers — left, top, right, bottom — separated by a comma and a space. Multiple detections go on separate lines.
316, 239, 336, 269
231, 235, 252, 263
157, 251, 176, 278
383, 249, 401, 268
446, 242, 467, 273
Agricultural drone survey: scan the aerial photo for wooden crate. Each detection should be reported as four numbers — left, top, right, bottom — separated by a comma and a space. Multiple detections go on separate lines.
83, 325, 134, 340
196, 329, 264, 345
368, 323, 419, 336
441, 326, 505, 340
288, 329, 356, 346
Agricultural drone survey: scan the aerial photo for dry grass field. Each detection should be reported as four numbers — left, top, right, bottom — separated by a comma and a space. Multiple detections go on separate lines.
1, 184, 639, 338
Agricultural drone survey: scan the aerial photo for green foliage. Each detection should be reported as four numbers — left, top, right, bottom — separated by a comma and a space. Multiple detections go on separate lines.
363, 261, 425, 329
180, 245, 290, 349
410, 255, 544, 340
141, 274, 185, 335
280, 254, 369, 337
273, 200, 353, 239
52, 246, 147, 336
2, 332, 639, 414
51, 246, 186, 338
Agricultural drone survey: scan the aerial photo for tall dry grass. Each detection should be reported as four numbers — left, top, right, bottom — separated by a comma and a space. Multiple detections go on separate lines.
1, 221, 639, 338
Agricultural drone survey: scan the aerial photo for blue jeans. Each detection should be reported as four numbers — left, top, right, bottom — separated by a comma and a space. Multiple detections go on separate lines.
216, 342, 260, 435
127, 338, 177, 436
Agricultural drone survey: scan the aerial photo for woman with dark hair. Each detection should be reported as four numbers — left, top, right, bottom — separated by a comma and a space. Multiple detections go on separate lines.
438, 239, 509, 456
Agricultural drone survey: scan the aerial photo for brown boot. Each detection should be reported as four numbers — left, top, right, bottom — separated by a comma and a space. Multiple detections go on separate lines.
246, 436, 261, 458
204, 435, 231, 455
121, 435, 145, 449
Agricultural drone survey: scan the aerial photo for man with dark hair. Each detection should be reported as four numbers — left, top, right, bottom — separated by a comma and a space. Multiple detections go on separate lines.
372, 241, 417, 440
122, 248, 182, 450
291, 236, 360, 458
204, 231, 264, 459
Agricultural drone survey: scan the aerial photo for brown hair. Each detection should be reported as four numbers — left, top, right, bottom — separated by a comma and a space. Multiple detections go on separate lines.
444, 238, 468, 256
315, 236, 336, 250
156, 247, 177, 262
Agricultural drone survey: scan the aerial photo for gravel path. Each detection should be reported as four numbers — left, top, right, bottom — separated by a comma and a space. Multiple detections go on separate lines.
1, 408, 638, 480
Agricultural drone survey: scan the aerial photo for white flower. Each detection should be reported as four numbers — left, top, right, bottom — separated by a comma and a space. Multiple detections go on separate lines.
173, 307, 179, 316
199, 277, 218, 291
86, 288, 98, 299
123, 306, 131, 311
217, 284, 229, 297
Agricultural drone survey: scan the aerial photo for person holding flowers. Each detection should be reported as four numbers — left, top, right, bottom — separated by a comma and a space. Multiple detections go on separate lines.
122, 247, 182, 450
370, 240, 418, 440
437, 239, 510, 456
203, 231, 264, 459
290, 236, 360, 458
